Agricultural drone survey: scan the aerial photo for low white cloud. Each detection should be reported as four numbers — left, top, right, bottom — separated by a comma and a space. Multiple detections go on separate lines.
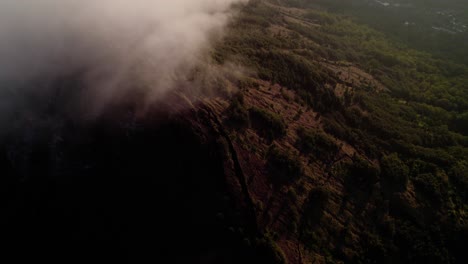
0, 0, 246, 117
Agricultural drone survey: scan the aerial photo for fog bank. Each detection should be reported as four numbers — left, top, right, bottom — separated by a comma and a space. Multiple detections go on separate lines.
0, 0, 246, 118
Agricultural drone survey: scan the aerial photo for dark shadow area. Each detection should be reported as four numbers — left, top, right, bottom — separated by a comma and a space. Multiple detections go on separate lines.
0, 104, 265, 263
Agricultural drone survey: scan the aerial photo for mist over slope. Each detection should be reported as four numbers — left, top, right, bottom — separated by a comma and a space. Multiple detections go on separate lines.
0, 0, 246, 119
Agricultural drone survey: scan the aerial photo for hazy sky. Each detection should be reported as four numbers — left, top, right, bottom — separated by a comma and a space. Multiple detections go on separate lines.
0, 0, 246, 115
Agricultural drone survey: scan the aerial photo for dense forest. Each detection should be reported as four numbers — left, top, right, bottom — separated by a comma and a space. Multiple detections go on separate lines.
283, 0, 468, 65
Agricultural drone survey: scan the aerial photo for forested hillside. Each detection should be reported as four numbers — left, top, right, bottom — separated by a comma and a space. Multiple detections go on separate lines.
208, 0, 468, 262
282, 0, 468, 65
